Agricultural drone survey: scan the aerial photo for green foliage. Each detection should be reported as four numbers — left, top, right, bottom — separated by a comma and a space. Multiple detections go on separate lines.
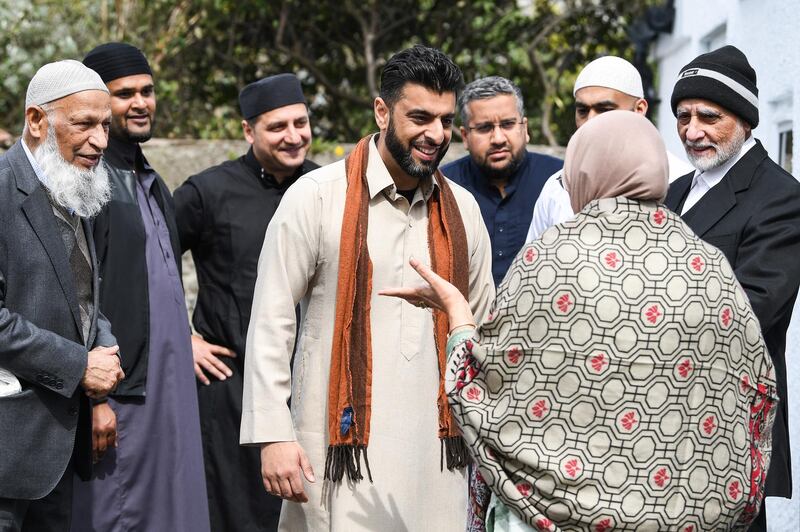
1, 0, 654, 145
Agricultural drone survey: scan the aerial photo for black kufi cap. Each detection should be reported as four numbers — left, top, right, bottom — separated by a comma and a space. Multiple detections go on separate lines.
671, 45, 759, 128
83, 42, 152, 83
239, 73, 306, 120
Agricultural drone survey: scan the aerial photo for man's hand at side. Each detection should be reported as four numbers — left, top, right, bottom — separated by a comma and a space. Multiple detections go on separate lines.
82, 345, 124, 399
260, 441, 315, 503
92, 402, 117, 463
191, 335, 235, 385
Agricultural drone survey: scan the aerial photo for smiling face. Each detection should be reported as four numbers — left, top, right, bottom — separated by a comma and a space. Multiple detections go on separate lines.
106, 73, 156, 143
460, 94, 529, 183
243, 102, 311, 181
375, 83, 455, 188
28, 89, 112, 170
676, 98, 749, 171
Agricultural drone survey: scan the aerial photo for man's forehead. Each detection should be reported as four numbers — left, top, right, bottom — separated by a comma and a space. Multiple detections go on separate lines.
676, 98, 727, 114
396, 83, 455, 110
466, 94, 518, 115
575, 86, 632, 104
257, 102, 309, 124
107, 73, 154, 91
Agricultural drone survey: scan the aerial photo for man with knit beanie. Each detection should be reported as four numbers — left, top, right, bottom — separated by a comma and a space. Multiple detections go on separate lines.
665, 45, 800, 531
0, 60, 124, 531
525, 55, 692, 242
72, 42, 210, 532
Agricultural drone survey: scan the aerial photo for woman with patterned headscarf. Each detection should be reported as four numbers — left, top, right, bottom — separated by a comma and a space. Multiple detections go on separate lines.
381, 110, 777, 531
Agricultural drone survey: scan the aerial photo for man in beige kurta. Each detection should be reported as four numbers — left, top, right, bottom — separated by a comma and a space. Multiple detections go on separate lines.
241, 45, 494, 532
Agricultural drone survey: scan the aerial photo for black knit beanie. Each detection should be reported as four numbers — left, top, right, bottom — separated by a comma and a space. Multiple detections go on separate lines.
671, 45, 759, 128
83, 42, 152, 83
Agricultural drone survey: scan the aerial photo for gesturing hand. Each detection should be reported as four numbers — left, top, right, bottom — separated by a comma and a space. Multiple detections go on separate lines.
378, 257, 475, 327
191, 335, 236, 385
260, 441, 316, 503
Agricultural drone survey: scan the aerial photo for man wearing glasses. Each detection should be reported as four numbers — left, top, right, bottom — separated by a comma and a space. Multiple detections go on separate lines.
442, 76, 562, 286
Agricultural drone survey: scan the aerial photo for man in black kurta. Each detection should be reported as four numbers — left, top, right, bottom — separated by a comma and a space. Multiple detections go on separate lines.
173, 73, 318, 532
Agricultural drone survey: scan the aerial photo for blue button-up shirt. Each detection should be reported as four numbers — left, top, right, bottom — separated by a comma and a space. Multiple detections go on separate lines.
442, 151, 563, 285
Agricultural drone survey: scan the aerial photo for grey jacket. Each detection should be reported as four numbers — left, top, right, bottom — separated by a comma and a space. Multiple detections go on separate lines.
0, 141, 116, 500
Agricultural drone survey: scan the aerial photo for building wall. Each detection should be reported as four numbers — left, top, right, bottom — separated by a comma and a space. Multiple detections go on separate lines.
654, 2, 800, 530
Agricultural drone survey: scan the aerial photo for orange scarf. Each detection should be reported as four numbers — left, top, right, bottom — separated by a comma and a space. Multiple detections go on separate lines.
324, 135, 470, 483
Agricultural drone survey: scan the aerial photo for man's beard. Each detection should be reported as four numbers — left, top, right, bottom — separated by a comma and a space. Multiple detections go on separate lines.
476, 146, 526, 182
684, 121, 747, 172
111, 116, 154, 143
385, 118, 449, 180
34, 128, 111, 218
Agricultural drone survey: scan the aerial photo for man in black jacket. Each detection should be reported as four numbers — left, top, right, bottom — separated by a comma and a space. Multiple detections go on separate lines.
72, 42, 209, 532
174, 73, 318, 532
666, 45, 800, 531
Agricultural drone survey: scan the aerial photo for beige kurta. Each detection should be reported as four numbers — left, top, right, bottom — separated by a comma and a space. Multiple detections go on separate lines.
241, 137, 495, 532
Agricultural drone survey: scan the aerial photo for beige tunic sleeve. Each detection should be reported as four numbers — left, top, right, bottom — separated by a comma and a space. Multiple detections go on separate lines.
240, 176, 322, 444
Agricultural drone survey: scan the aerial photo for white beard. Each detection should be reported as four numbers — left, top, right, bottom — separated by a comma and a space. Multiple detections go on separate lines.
684, 121, 747, 172
33, 128, 111, 218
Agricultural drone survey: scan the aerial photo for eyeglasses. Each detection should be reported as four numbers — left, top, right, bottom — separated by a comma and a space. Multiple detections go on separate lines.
465, 119, 525, 136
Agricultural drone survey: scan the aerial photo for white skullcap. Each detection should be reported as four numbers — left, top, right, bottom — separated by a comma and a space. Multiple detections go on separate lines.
25, 59, 109, 108
573, 56, 644, 98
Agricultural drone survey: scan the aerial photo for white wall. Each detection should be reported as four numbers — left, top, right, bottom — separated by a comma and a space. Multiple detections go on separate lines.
653, 2, 800, 530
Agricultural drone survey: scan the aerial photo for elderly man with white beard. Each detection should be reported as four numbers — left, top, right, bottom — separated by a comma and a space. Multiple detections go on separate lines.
0, 60, 124, 531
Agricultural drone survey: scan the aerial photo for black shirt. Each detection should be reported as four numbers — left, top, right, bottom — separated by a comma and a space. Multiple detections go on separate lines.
173, 148, 318, 361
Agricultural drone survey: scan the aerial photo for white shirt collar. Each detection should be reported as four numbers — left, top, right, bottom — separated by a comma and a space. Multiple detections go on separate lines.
21, 138, 50, 188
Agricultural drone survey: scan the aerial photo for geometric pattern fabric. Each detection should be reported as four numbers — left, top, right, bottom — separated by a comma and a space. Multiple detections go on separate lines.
447, 198, 777, 531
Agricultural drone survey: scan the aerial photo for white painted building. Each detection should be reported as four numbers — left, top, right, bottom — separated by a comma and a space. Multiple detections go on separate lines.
652, 2, 800, 530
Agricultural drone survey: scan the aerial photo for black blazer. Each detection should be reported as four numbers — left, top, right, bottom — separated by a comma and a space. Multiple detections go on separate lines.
0, 141, 117, 499
92, 139, 182, 397
666, 140, 800, 497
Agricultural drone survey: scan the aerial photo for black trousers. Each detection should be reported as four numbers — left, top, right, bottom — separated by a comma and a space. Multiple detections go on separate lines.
0, 459, 74, 532
748, 499, 767, 532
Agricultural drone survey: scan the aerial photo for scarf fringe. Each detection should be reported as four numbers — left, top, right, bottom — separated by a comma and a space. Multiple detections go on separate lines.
441, 436, 470, 471
324, 444, 373, 483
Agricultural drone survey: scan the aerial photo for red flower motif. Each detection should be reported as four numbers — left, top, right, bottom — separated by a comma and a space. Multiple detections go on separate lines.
524, 248, 537, 264
678, 359, 692, 378
620, 410, 638, 431
645, 304, 662, 324
507, 347, 522, 365
594, 518, 612, 532
684, 526, 695, 532
563, 458, 582, 478
536, 518, 553, 531
604, 251, 620, 268
728, 480, 741, 500
465, 386, 481, 402
556, 293, 573, 313
517, 482, 532, 497
653, 209, 666, 225
720, 307, 732, 328
531, 399, 549, 419
591, 353, 608, 373
690, 256, 705, 272
702, 415, 717, 435
653, 467, 670, 488
740, 374, 751, 393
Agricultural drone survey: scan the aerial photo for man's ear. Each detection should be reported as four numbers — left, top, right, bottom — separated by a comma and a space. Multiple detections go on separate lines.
374, 97, 390, 131
460, 126, 468, 149
25, 106, 49, 142
634, 98, 649, 116
523, 117, 530, 144
242, 119, 255, 145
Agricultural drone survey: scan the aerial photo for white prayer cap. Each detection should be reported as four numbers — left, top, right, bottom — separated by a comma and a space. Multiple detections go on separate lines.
573, 56, 644, 99
25, 59, 109, 108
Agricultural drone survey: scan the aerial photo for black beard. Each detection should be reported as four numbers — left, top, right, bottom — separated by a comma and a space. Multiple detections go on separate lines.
477, 148, 526, 182
385, 118, 448, 180
111, 118, 154, 144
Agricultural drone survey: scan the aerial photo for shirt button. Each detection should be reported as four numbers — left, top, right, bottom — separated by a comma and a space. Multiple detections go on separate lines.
498, 226, 504, 233
497, 250, 504, 257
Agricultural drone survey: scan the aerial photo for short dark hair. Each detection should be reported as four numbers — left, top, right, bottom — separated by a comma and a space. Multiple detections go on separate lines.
379, 45, 464, 108
458, 76, 525, 125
